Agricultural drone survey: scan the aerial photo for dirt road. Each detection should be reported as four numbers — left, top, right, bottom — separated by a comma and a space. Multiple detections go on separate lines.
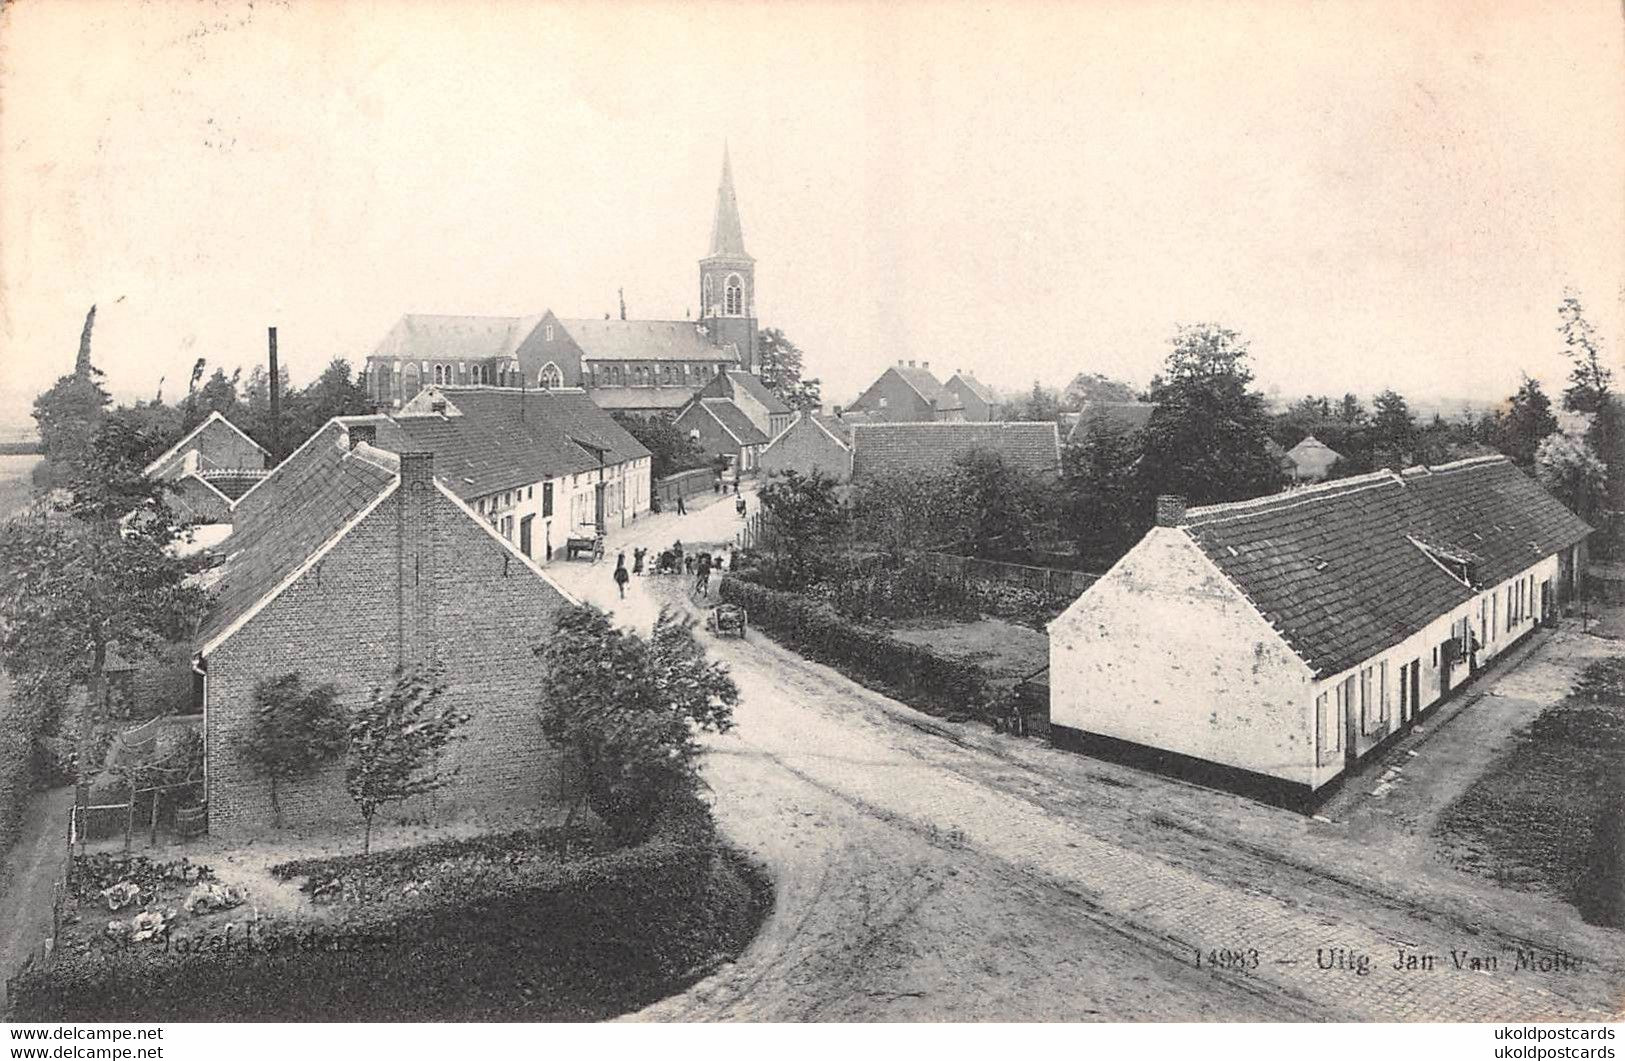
546, 504, 1625, 1022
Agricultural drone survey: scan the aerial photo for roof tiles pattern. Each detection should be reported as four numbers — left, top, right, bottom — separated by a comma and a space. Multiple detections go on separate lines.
850, 421, 1061, 480
1180, 457, 1591, 677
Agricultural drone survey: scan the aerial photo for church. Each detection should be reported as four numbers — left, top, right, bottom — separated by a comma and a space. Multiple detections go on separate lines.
361, 150, 761, 417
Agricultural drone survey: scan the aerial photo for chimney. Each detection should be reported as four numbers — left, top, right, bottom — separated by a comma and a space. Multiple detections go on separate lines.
1156, 495, 1187, 527
347, 423, 377, 450
397, 451, 437, 666
908, 359, 916, 368
896, 359, 903, 367
267, 326, 281, 463
619, 288, 627, 320
922, 361, 930, 371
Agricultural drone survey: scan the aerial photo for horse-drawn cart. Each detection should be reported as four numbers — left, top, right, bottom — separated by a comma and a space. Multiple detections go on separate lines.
565, 533, 605, 562
706, 603, 748, 639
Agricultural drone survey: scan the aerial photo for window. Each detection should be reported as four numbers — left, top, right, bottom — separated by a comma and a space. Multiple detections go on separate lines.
725, 274, 743, 315
527, 486, 533, 500
1379, 660, 1389, 723
433, 365, 443, 385
501, 515, 514, 541
1491, 591, 1498, 637
704, 274, 714, 310
538, 362, 563, 389
542, 482, 554, 518
1318, 689, 1340, 758
878, 396, 889, 409
545, 324, 554, 341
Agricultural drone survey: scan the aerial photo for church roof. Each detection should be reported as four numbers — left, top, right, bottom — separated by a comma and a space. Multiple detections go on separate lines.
706, 148, 751, 260
554, 318, 738, 363
371, 314, 540, 363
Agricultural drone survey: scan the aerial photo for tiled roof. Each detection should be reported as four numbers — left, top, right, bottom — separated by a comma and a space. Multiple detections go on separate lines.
1180, 456, 1591, 678
555, 319, 737, 363
197, 429, 398, 650
371, 314, 541, 362
850, 421, 1062, 480
767, 411, 850, 452
1287, 435, 1342, 461
699, 398, 769, 446
368, 387, 649, 500
889, 365, 962, 411
947, 373, 999, 404
815, 410, 879, 444
585, 386, 697, 412
1066, 401, 1158, 442
724, 371, 790, 414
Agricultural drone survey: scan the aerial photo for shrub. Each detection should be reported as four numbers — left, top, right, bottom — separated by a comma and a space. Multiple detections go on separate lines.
719, 577, 997, 721
1573, 658, 1625, 704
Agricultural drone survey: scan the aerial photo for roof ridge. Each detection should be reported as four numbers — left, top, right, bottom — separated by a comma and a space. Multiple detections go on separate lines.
1185, 470, 1402, 521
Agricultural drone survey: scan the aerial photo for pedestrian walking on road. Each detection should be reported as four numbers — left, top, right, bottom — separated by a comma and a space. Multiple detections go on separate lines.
676, 493, 687, 515
632, 546, 646, 575
694, 552, 712, 596
614, 553, 629, 599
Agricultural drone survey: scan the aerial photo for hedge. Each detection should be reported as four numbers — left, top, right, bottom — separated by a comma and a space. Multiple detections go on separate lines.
9, 804, 772, 1021
719, 576, 996, 721
0, 686, 40, 865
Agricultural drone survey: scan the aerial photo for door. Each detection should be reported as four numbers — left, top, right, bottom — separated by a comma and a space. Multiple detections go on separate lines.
1439, 638, 1455, 697
593, 482, 606, 532
1540, 580, 1551, 624
1342, 676, 1358, 770
519, 514, 533, 558
1405, 660, 1420, 722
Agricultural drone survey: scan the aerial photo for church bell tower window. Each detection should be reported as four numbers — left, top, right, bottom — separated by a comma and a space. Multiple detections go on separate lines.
725, 274, 743, 316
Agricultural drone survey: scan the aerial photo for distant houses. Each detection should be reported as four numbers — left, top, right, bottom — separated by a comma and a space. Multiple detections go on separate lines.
673, 369, 793, 476
759, 412, 854, 482
1047, 456, 1591, 800
1284, 434, 1342, 483
1065, 401, 1158, 443
141, 411, 269, 523
846, 361, 964, 422
195, 424, 579, 834
945, 371, 1001, 422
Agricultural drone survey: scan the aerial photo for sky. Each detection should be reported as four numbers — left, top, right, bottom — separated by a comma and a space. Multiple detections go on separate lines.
1, 0, 1621, 430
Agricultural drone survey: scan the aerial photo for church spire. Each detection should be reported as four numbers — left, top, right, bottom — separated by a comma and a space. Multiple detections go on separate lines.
707, 145, 750, 259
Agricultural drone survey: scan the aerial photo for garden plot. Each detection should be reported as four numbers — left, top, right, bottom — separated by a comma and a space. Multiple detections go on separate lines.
887, 617, 1047, 686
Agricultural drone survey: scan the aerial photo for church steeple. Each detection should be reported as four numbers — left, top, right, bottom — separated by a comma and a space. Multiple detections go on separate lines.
700, 146, 758, 373
708, 145, 751, 260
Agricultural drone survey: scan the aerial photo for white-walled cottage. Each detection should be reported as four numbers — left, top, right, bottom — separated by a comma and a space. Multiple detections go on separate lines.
1048, 456, 1590, 798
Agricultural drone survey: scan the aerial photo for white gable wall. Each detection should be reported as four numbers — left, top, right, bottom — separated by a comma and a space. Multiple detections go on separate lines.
1048, 527, 1318, 786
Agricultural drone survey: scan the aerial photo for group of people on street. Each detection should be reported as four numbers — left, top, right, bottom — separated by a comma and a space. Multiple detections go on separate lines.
613, 540, 733, 600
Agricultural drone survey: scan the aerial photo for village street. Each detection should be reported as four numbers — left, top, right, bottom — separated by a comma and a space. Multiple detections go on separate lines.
547, 499, 1625, 1022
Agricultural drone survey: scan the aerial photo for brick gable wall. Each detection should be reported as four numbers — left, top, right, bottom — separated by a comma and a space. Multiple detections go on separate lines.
204, 486, 572, 835
759, 418, 851, 481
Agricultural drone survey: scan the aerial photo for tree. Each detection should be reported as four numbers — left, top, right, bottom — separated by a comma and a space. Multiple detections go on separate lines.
1336, 393, 1367, 424
612, 413, 710, 481
1558, 291, 1615, 414
32, 306, 112, 482
536, 606, 736, 843
850, 470, 964, 561
953, 448, 1055, 556
1009, 382, 1063, 423
240, 362, 293, 456
1495, 375, 1559, 469
1536, 432, 1607, 525
184, 367, 241, 431
756, 328, 821, 411
345, 664, 466, 853
757, 469, 847, 587
0, 419, 204, 803
240, 674, 347, 828
1061, 423, 1149, 566
1369, 389, 1416, 466
1138, 324, 1283, 505
1061, 372, 1137, 409
292, 358, 371, 443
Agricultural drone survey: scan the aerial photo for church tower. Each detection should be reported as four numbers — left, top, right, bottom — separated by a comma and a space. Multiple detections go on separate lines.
699, 147, 757, 374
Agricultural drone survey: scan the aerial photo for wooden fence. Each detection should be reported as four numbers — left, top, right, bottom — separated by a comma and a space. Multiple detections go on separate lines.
919, 551, 1099, 601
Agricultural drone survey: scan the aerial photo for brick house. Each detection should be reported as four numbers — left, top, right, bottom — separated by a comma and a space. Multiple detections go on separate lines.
143, 412, 270, 523
758, 412, 854, 482
673, 398, 769, 476
849, 421, 1062, 482
1047, 456, 1591, 800
846, 361, 965, 422
945, 371, 1001, 421
195, 424, 578, 835
695, 369, 793, 440
1065, 401, 1158, 443
342, 384, 651, 563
